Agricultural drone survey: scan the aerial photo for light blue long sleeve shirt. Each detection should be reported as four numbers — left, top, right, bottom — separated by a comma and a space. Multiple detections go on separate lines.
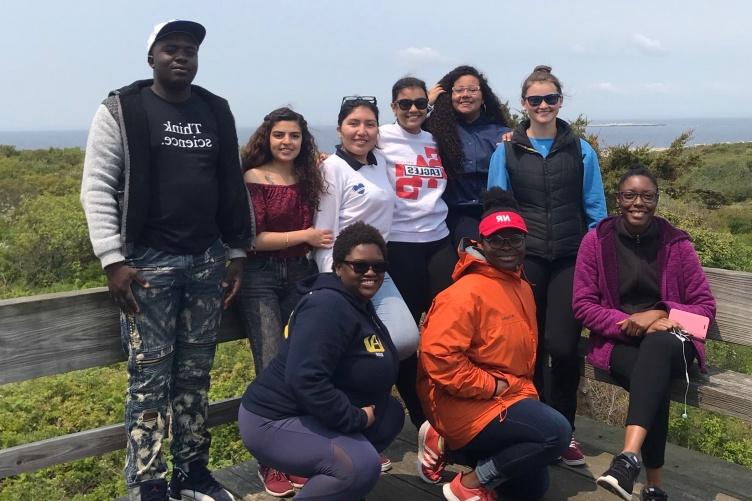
487, 137, 607, 228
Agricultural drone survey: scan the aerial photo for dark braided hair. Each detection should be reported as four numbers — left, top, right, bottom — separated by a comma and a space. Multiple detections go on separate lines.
425, 65, 510, 178
240, 107, 325, 212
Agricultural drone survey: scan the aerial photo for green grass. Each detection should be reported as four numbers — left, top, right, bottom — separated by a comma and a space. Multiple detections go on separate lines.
679, 142, 752, 203
0, 340, 255, 500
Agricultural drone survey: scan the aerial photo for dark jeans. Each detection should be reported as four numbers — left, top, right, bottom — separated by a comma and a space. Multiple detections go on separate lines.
456, 398, 571, 500
446, 205, 482, 249
610, 330, 697, 468
523, 255, 581, 429
387, 237, 457, 429
120, 239, 225, 488
238, 396, 405, 501
236, 255, 317, 374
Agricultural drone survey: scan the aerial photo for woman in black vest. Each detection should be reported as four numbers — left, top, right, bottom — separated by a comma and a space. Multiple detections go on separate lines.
487, 65, 607, 466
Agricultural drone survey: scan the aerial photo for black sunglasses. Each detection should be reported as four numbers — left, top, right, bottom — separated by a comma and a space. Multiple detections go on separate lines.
618, 191, 659, 203
342, 95, 378, 106
523, 93, 562, 106
484, 233, 526, 249
342, 260, 388, 274
395, 98, 429, 111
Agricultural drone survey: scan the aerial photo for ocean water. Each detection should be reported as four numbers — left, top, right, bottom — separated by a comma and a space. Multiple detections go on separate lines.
1, 118, 750, 151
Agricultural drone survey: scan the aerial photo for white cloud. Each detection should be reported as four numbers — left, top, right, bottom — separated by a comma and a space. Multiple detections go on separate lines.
631, 33, 666, 54
640, 82, 673, 93
396, 47, 446, 65
590, 82, 623, 93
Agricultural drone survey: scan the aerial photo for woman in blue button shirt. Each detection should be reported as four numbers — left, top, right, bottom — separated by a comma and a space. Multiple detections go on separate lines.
487, 65, 607, 467
426, 65, 511, 248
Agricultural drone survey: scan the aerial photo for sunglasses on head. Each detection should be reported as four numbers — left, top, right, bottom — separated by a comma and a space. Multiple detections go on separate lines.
523, 93, 562, 106
395, 98, 429, 111
342, 95, 378, 106
342, 260, 388, 274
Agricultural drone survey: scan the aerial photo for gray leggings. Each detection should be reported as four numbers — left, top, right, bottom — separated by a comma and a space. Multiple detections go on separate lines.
238, 396, 404, 500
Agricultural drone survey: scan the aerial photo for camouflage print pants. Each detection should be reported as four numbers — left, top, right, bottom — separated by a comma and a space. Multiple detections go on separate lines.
120, 239, 225, 490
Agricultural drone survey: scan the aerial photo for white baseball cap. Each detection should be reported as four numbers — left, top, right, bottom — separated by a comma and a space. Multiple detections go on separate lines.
146, 20, 206, 53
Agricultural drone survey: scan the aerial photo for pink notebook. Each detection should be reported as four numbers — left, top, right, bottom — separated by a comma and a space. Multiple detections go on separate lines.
669, 309, 710, 341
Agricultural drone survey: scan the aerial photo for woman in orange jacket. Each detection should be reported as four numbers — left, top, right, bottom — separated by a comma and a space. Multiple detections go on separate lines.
417, 187, 571, 501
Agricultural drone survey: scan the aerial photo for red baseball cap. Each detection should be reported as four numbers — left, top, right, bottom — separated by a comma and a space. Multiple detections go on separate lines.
478, 211, 528, 237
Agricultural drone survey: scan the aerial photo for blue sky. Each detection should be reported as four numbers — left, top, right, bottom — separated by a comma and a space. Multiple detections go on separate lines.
2, 0, 750, 130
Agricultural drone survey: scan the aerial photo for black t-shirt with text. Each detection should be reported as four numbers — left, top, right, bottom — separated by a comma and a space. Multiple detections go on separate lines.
139, 87, 221, 254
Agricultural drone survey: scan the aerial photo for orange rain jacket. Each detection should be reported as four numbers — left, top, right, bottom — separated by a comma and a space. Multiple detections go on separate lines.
417, 242, 538, 450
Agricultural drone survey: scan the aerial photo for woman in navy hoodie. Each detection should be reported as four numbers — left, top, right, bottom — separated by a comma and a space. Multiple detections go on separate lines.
238, 222, 404, 501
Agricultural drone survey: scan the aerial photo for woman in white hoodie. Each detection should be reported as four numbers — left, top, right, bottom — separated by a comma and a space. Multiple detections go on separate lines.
313, 98, 419, 466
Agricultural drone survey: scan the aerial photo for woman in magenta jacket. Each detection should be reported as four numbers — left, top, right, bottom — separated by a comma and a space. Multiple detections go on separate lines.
573, 165, 715, 501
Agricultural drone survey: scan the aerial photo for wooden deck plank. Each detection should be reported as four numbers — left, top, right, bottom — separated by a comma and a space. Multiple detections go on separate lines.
199, 415, 750, 501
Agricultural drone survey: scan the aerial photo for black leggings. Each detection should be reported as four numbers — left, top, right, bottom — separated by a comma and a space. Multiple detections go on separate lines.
387, 238, 457, 429
610, 331, 696, 468
523, 255, 581, 429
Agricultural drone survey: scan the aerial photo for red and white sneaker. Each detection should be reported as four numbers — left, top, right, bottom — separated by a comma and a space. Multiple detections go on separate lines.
257, 465, 295, 497
560, 436, 586, 466
442, 472, 497, 501
287, 474, 308, 489
380, 454, 392, 472
417, 420, 446, 484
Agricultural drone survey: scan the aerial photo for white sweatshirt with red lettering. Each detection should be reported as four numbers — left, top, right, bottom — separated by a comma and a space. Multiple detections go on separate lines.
378, 123, 449, 243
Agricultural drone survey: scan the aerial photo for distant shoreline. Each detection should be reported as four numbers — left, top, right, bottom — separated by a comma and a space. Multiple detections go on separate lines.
589, 123, 665, 127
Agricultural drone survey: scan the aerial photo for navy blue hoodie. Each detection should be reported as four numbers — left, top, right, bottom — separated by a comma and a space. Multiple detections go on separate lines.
241, 273, 399, 433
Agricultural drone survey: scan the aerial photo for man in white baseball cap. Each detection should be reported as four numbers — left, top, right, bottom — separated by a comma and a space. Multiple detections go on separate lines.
81, 19, 252, 501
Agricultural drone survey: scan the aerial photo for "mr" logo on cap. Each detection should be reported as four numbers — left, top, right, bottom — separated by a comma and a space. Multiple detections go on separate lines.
496, 214, 512, 223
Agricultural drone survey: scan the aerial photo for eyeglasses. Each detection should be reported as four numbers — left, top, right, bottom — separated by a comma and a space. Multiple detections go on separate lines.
451, 86, 481, 95
618, 191, 659, 203
342, 260, 388, 274
523, 93, 562, 106
395, 98, 429, 110
484, 234, 526, 249
342, 95, 378, 106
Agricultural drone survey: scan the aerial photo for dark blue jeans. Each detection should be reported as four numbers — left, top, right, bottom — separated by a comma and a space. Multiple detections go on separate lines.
236, 255, 317, 373
238, 396, 405, 500
120, 240, 225, 488
457, 398, 571, 500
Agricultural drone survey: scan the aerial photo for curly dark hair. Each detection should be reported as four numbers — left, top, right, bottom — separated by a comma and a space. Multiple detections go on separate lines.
240, 107, 325, 211
618, 164, 659, 192
425, 65, 511, 178
481, 186, 520, 218
331, 222, 387, 271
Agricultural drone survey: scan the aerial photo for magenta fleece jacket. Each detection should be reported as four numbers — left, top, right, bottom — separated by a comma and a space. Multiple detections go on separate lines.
573, 216, 716, 372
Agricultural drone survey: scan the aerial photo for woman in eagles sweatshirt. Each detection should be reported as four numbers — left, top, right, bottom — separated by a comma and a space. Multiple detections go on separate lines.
238, 222, 403, 501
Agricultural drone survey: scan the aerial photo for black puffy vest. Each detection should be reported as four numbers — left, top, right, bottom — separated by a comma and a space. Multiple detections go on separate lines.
505, 119, 586, 260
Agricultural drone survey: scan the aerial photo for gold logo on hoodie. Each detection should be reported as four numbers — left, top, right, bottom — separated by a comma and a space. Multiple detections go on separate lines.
364, 334, 385, 355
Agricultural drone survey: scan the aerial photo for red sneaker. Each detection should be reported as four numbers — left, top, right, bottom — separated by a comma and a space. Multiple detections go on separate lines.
287, 474, 308, 489
442, 472, 497, 501
417, 420, 446, 484
380, 454, 392, 472
257, 465, 294, 497
560, 436, 586, 466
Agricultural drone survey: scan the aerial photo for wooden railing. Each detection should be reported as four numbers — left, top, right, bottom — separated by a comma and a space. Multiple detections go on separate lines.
1, 267, 751, 479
